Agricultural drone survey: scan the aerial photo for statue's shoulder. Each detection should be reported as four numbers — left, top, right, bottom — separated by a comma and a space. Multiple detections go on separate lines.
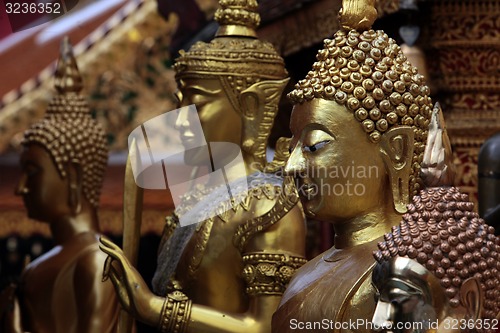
233, 173, 301, 252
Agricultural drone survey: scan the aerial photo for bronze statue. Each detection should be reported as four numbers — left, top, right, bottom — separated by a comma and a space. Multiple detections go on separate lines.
271, 0, 434, 331
372, 186, 500, 332
8, 38, 119, 333
99, 0, 307, 332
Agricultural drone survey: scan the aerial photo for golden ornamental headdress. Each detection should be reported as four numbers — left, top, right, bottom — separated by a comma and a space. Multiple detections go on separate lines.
173, 0, 287, 96
22, 37, 108, 208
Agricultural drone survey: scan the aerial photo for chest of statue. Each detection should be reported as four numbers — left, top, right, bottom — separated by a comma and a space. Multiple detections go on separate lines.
19, 233, 99, 332
273, 240, 379, 333
171, 177, 284, 311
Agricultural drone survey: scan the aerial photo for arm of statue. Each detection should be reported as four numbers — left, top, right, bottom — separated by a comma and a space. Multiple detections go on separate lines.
189, 193, 307, 332
100, 237, 259, 332
73, 250, 119, 333
100, 199, 307, 333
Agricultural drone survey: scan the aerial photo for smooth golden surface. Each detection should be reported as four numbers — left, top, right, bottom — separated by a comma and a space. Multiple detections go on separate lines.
5, 38, 119, 333
99, 1, 307, 332
286, 99, 401, 244
339, 0, 377, 31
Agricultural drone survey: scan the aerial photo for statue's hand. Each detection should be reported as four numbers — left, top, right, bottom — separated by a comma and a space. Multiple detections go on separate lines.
99, 237, 155, 322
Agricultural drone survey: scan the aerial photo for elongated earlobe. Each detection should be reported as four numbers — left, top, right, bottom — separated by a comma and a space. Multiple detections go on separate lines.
67, 162, 82, 215
459, 277, 483, 322
239, 78, 289, 170
379, 126, 415, 214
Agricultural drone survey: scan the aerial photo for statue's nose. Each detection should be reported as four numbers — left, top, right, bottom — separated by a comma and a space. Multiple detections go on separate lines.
284, 146, 306, 177
15, 173, 29, 196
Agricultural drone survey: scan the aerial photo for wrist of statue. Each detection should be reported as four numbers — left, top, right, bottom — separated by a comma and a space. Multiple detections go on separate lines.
158, 290, 192, 333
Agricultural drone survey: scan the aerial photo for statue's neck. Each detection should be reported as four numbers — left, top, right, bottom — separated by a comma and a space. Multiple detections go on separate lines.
333, 207, 400, 249
203, 149, 263, 187
50, 206, 100, 245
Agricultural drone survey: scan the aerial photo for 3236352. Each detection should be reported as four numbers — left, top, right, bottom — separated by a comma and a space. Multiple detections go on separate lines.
2, 1, 78, 33
5, 1, 62, 14
442, 318, 499, 331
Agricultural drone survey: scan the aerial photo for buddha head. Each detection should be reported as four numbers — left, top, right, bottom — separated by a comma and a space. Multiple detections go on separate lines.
173, 0, 289, 169
285, 9, 432, 225
372, 187, 500, 333
16, 38, 108, 222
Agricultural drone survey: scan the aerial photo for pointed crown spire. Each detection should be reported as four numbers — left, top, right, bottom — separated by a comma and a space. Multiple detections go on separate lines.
214, 0, 260, 37
174, 0, 287, 104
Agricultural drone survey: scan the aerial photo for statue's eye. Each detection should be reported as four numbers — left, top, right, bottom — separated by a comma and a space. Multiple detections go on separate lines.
24, 164, 39, 177
304, 140, 330, 152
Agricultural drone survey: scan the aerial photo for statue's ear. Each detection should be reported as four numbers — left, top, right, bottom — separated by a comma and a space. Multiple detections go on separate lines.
238, 78, 289, 169
65, 162, 82, 215
239, 78, 289, 119
459, 277, 483, 321
379, 126, 415, 214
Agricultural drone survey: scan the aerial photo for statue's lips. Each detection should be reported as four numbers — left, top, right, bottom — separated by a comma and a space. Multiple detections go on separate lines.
180, 135, 195, 143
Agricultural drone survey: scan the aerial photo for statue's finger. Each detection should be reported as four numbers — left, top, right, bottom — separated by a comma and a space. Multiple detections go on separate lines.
99, 236, 121, 251
108, 266, 131, 312
102, 255, 113, 282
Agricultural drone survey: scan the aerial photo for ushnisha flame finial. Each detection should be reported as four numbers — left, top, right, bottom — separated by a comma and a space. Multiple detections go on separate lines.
339, 0, 378, 32
214, 0, 260, 37
54, 36, 83, 94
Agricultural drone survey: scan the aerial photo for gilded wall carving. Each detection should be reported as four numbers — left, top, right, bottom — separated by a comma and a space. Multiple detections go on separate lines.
428, 0, 500, 204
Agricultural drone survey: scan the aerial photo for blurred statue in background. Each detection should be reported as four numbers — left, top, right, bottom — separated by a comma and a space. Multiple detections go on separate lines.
373, 186, 500, 332
4, 37, 119, 333
479, 132, 500, 235
99, 0, 307, 332
271, 0, 435, 331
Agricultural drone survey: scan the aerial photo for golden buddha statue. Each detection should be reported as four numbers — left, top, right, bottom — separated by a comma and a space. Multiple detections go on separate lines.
271, 0, 434, 331
372, 186, 500, 332
98, 0, 307, 332
10, 38, 119, 333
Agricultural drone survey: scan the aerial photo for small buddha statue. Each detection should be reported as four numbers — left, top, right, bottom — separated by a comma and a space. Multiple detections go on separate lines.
372, 186, 500, 332
271, 0, 434, 331
11, 38, 119, 333
98, 0, 307, 332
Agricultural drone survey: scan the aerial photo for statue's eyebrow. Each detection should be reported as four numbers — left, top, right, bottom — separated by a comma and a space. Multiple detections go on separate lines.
184, 85, 222, 95
302, 123, 337, 141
